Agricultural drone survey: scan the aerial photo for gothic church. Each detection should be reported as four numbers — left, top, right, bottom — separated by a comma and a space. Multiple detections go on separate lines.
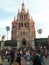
11, 3, 36, 48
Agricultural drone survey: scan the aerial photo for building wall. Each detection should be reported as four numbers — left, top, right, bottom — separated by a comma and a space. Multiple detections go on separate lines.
34, 38, 48, 49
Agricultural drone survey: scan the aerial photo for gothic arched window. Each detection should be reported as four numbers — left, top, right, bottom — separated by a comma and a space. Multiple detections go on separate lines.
20, 14, 23, 20
27, 22, 29, 27
24, 15, 25, 19
21, 22, 23, 27
22, 15, 23, 19
24, 23, 26, 27
19, 22, 21, 28
22, 39, 26, 45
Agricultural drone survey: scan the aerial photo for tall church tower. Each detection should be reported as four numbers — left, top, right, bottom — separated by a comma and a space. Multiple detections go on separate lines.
11, 3, 36, 48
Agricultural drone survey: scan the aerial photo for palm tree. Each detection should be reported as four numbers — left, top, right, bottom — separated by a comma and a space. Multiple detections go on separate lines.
5, 26, 10, 40
37, 29, 42, 38
1, 35, 5, 41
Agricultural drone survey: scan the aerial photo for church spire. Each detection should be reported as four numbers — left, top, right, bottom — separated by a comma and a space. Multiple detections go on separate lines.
21, 0, 26, 13
22, 2, 25, 10
14, 16, 16, 22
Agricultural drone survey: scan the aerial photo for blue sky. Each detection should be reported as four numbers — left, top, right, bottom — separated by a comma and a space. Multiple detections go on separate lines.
0, 0, 49, 40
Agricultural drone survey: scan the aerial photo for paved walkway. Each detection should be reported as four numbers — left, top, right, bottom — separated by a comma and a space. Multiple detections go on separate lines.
43, 56, 49, 65
0, 56, 49, 65
23, 56, 49, 65
21, 56, 49, 65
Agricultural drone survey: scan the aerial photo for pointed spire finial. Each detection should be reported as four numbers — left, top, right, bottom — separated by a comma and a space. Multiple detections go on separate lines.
22, 0, 25, 10
14, 16, 16, 22
22, 0, 24, 6
21, 0, 26, 13
18, 9, 20, 14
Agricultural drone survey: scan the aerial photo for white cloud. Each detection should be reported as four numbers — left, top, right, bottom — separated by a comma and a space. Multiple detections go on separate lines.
0, 18, 13, 28
0, 0, 20, 13
0, 17, 14, 40
33, 9, 49, 23
33, 10, 49, 38
25, 0, 49, 14
0, 0, 49, 13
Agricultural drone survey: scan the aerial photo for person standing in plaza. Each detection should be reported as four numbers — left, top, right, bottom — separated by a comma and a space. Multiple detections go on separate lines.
31, 51, 44, 65
16, 54, 21, 65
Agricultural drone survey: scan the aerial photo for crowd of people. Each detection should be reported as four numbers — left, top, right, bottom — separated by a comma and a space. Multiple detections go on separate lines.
0, 47, 49, 65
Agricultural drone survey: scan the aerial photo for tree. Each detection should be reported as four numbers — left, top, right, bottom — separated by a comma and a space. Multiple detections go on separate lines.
5, 26, 10, 40
37, 29, 42, 38
1, 35, 5, 41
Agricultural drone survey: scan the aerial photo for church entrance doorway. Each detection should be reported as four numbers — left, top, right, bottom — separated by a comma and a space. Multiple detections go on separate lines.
21, 39, 27, 45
